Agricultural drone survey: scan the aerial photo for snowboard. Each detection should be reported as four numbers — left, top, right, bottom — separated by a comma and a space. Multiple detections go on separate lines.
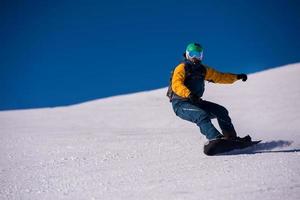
204, 138, 261, 156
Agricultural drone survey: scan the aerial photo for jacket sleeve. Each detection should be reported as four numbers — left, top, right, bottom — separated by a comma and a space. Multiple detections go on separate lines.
171, 63, 191, 98
205, 66, 238, 84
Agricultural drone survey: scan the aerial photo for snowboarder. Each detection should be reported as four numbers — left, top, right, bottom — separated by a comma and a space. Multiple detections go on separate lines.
167, 43, 254, 154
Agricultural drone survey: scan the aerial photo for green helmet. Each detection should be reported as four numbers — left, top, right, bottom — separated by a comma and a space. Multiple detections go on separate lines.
186, 43, 204, 61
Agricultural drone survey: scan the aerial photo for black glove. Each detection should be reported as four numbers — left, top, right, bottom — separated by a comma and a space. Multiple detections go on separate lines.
237, 74, 247, 82
188, 93, 199, 104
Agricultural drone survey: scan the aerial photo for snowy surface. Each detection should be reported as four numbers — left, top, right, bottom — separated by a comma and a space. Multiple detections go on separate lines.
1, 63, 300, 200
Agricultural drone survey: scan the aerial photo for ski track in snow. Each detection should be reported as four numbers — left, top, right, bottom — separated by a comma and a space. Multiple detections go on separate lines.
1, 63, 300, 200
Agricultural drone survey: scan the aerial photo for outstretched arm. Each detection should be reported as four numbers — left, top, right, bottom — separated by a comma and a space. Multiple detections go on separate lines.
204, 66, 247, 84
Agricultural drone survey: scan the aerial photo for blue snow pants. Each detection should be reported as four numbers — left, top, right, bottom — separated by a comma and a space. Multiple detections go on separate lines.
172, 99, 235, 140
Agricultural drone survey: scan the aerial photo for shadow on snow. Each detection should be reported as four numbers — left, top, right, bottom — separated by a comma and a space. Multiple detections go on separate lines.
220, 140, 300, 155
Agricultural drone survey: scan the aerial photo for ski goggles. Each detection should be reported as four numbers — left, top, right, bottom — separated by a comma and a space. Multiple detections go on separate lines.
187, 50, 203, 60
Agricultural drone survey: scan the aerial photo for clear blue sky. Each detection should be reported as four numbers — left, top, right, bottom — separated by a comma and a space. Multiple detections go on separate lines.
1, 0, 300, 110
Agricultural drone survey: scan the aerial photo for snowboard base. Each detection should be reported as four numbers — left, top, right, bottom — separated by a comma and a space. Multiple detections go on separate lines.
204, 138, 261, 156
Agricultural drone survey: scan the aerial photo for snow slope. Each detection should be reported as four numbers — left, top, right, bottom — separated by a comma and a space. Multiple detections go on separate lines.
1, 63, 300, 200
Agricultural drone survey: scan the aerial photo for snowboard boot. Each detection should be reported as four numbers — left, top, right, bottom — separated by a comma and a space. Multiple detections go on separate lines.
221, 129, 252, 143
222, 129, 237, 140
234, 135, 252, 143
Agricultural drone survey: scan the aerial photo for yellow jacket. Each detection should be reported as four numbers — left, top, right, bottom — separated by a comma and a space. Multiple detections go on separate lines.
171, 62, 238, 98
